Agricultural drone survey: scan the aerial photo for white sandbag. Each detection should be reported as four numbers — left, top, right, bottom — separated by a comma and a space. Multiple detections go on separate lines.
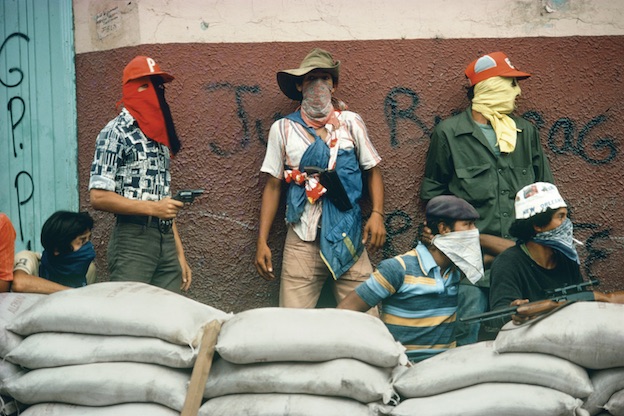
394, 341, 593, 399
0, 293, 45, 357
198, 393, 372, 416
583, 368, 624, 415
2, 362, 190, 411
6, 281, 230, 347
204, 357, 396, 404
216, 308, 407, 367
20, 402, 180, 416
494, 302, 624, 369
390, 383, 589, 416
605, 389, 624, 416
0, 359, 26, 395
5, 332, 197, 369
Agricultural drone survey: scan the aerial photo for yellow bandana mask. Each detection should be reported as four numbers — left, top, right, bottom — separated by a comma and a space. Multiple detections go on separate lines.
471, 76, 522, 153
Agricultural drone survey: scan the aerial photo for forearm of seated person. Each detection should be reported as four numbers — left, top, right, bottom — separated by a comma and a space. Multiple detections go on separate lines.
12, 270, 70, 294
480, 234, 514, 256
336, 291, 372, 312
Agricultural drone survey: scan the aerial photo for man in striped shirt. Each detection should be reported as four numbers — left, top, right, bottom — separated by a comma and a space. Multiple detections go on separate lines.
338, 195, 484, 362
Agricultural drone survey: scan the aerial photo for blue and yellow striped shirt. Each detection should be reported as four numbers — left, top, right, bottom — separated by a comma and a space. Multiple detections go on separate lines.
355, 243, 460, 362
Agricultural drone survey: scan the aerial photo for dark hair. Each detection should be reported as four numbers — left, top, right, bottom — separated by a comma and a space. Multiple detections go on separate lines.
426, 216, 456, 236
40, 211, 94, 254
509, 208, 557, 242
466, 85, 475, 101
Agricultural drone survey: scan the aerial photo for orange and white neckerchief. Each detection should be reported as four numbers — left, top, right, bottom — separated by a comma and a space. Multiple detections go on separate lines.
284, 169, 327, 204
284, 125, 340, 205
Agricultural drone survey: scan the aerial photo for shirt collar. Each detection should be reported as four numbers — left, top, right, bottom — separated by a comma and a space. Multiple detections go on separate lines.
415, 242, 439, 276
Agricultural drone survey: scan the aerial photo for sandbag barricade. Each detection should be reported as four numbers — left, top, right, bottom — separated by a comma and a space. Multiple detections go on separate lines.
0, 293, 46, 416
494, 302, 624, 370
198, 393, 375, 416
393, 341, 593, 399
2, 362, 190, 411
19, 402, 180, 415
204, 357, 396, 404
5, 333, 197, 369
389, 383, 590, 416
0, 282, 230, 414
605, 389, 624, 416
490, 302, 624, 416
202, 307, 403, 413
6, 281, 231, 347
0, 293, 45, 358
215, 307, 407, 367
582, 368, 624, 416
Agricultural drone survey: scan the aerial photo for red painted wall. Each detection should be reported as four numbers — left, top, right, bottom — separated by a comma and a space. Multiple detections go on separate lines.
77, 37, 624, 312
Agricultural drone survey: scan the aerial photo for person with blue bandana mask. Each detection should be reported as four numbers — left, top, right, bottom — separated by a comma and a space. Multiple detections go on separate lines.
10, 211, 96, 294
488, 182, 617, 328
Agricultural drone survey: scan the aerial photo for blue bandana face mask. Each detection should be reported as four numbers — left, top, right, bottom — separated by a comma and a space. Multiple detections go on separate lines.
532, 218, 580, 265
40, 241, 96, 288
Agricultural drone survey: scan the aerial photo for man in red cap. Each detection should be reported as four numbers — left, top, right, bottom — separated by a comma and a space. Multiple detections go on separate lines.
420, 51, 554, 345
89, 56, 191, 293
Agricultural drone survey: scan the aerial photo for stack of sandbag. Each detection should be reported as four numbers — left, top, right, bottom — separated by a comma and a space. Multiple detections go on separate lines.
0, 292, 46, 416
390, 341, 591, 416
199, 307, 406, 416
493, 302, 624, 416
1, 282, 230, 415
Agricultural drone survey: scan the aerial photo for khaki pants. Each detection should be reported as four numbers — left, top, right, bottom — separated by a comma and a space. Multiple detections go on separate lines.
280, 227, 377, 316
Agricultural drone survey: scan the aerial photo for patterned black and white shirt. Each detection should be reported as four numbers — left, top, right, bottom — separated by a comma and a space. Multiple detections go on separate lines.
89, 108, 171, 201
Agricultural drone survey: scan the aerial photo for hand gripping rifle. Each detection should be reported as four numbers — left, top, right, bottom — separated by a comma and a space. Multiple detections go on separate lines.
460, 279, 600, 324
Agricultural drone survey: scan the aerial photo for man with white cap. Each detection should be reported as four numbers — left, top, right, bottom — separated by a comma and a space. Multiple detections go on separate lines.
255, 48, 386, 309
338, 195, 484, 362
489, 182, 624, 327
89, 56, 191, 293
420, 51, 554, 344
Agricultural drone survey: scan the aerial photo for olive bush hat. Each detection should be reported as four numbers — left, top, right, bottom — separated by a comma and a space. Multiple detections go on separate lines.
277, 48, 340, 101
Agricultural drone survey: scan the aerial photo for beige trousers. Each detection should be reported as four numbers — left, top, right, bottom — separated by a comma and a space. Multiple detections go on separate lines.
279, 227, 377, 315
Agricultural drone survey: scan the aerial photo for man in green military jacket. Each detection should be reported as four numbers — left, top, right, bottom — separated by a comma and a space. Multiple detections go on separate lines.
420, 51, 554, 345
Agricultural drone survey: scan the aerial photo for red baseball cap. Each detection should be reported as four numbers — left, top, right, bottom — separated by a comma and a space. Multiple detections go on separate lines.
465, 52, 531, 87
122, 56, 174, 85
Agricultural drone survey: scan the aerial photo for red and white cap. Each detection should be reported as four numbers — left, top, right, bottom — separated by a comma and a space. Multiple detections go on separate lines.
122, 56, 174, 85
465, 51, 531, 87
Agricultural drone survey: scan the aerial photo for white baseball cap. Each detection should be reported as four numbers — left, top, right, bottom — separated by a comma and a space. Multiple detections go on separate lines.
514, 182, 567, 220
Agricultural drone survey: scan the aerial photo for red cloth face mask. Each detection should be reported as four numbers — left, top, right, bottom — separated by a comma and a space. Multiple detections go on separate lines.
122, 77, 181, 155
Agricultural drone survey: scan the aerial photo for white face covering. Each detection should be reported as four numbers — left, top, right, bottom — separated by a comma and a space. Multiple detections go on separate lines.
432, 228, 484, 284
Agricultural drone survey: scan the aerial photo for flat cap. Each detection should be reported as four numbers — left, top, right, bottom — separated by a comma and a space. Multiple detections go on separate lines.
426, 195, 480, 220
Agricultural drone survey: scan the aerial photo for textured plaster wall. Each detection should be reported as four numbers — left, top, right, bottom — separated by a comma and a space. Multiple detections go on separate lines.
77, 37, 624, 312
73, 0, 624, 53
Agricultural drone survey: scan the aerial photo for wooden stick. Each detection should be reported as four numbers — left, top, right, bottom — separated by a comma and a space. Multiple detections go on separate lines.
180, 320, 222, 416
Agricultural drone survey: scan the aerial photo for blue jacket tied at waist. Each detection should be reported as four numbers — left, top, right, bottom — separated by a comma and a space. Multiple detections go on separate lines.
284, 111, 364, 279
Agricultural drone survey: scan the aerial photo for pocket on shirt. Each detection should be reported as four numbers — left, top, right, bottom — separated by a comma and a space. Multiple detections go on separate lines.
453, 164, 495, 206
507, 165, 536, 199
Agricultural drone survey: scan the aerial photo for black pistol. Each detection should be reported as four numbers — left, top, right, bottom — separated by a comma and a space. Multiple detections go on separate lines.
173, 189, 204, 204
303, 166, 353, 212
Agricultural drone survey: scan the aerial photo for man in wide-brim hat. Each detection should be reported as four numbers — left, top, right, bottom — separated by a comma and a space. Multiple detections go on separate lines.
255, 48, 387, 311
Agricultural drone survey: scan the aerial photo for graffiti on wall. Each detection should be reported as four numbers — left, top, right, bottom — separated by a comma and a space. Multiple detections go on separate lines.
1, 32, 33, 250
201, 82, 617, 279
